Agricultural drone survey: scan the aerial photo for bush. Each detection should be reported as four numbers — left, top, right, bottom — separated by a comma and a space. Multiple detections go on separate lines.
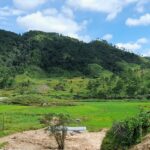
101, 111, 150, 150
24, 66, 47, 78
54, 83, 65, 91
0, 77, 15, 89
41, 113, 71, 150
6, 95, 46, 106
86, 64, 103, 77
139, 111, 150, 134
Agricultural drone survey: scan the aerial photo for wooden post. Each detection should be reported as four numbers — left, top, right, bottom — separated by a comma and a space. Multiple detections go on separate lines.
2, 113, 5, 131
0, 114, 1, 131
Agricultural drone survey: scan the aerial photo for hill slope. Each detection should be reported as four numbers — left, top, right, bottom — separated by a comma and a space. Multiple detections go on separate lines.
0, 29, 150, 100
0, 29, 149, 76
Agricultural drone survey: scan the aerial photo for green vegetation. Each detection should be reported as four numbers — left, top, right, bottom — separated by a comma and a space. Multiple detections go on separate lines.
1, 29, 149, 76
0, 102, 150, 137
0, 73, 150, 103
86, 69, 150, 99
101, 111, 150, 150
0, 29, 150, 99
0, 142, 8, 148
41, 113, 71, 150
0, 29, 150, 150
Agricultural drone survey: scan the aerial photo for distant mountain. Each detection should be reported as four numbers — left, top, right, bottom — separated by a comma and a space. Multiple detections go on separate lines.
0, 29, 149, 76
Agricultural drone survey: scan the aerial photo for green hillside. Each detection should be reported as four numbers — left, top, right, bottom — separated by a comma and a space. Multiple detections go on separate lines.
0, 29, 150, 100
0, 29, 149, 75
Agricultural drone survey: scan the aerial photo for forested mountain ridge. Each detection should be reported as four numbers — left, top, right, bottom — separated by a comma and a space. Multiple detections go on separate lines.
0, 29, 149, 76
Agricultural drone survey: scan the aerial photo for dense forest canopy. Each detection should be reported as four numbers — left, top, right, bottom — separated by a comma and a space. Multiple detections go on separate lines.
0, 29, 149, 75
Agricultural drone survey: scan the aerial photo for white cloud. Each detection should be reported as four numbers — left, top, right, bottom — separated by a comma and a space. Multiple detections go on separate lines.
13, 0, 47, 10
66, 0, 139, 20
126, 13, 150, 26
17, 9, 90, 42
61, 6, 74, 18
116, 37, 149, 52
0, 6, 24, 16
143, 50, 150, 56
102, 34, 113, 41
42, 8, 58, 16
69, 33, 91, 42
137, 38, 148, 44
116, 43, 141, 51
136, 0, 150, 13
17, 11, 79, 34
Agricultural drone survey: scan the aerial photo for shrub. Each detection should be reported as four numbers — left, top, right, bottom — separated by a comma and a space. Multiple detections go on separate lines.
41, 113, 71, 150
101, 111, 150, 150
0, 77, 15, 89
86, 64, 103, 77
54, 83, 65, 91
6, 95, 46, 106
139, 111, 150, 134
19, 80, 31, 87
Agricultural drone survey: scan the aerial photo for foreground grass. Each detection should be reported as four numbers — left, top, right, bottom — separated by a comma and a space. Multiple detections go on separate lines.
0, 101, 150, 137
0, 142, 8, 148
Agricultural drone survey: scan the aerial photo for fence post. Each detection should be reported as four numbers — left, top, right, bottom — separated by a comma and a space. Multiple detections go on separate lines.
2, 113, 5, 131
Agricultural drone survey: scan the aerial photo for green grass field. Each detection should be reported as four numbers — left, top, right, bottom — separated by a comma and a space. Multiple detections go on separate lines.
0, 101, 150, 137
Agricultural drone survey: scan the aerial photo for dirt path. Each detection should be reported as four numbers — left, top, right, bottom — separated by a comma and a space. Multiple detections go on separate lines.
0, 129, 107, 150
130, 134, 150, 150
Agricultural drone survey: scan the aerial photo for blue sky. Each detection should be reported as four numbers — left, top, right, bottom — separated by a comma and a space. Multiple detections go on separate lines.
0, 0, 150, 56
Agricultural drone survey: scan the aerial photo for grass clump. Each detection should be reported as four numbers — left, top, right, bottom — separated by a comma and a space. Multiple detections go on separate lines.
6, 95, 47, 106
0, 142, 8, 148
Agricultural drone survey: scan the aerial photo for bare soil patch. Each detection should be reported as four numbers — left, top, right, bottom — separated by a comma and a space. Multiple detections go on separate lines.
130, 134, 150, 150
0, 129, 107, 150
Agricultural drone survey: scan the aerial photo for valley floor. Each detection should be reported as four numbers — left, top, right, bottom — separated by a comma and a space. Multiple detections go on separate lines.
0, 128, 106, 150
0, 101, 150, 137
0, 101, 150, 149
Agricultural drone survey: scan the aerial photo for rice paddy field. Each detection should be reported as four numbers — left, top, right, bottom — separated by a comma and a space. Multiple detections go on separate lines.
0, 101, 150, 137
